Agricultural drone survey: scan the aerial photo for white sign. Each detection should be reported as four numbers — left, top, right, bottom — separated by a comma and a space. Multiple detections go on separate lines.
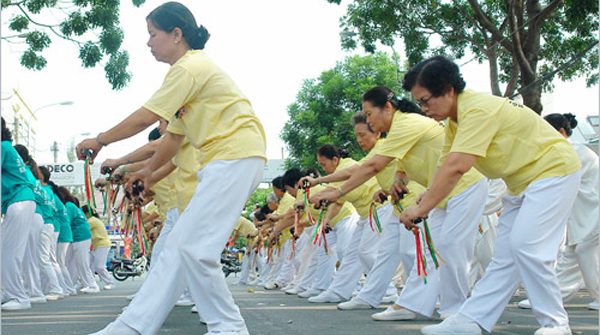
41, 161, 103, 186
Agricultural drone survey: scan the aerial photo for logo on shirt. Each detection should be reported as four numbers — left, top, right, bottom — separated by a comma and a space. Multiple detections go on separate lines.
175, 106, 187, 119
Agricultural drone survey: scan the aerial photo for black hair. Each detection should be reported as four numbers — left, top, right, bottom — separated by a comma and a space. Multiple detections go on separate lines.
352, 112, 376, 132
282, 168, 319, 188
272, 176, 285, 190
402, 56, 466, 96
14, 144, 43, 180
39, 165, 51, 183
544, 113, 578, 137
148, 127, 161, 141
317, 144, 350, 159
362, 86, 422, 114
1, 117, 12, 142
81, 205, 99, 218
254, 204, 273, 222
147, 1, 210, 50
55, 186, 79, 206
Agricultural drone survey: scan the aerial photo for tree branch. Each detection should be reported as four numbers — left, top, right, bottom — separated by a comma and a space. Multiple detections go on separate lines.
504, 58, 520, 96
536, 0, 563, 23
16, 4, 82, 46
467, 0, 513, 51
506, 0, 535, 78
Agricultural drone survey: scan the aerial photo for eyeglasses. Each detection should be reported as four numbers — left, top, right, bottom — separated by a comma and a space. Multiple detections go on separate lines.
416, 95, 433, 108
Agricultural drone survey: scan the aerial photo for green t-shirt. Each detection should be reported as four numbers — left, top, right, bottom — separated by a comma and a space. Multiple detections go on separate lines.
66, 202, 91, 242
2, 141, 35, 214
39, 185, 57, 226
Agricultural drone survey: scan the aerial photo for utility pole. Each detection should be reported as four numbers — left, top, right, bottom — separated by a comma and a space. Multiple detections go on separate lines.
51, 141, 59, 163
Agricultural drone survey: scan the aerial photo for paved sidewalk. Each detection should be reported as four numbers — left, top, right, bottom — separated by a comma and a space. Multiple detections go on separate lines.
2, 276, 598, 334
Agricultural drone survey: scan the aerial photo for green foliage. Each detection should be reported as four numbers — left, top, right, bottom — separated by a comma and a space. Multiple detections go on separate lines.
3, 0, 147, 90
8, 15, 29, 32
328, 0, 598, 111
244, 187, 271, 218
281, 52, 404, 169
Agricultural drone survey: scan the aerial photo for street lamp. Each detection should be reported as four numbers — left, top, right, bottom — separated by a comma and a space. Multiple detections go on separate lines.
32, 100, 74, 118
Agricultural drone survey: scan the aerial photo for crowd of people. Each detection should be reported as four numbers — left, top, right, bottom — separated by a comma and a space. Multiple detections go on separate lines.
1, 118, 115, 311
2, 2, 597, 335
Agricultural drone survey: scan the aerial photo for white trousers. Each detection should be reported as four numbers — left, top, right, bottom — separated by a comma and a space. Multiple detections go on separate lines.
39, 224, 64, 295
274, 239, 295, 286
397, 179, 487, 317
150, 207, 179, 267
555, 236, 599, 302
460, 172, 581, 332
256, 250, 271, 284
1, 200, 35, 303
91, 246, 114, 286
22, 213, 45, 298
469, 214, 498, 288
238, 252, 253, 285
119, 157, 264, 334
67, 239, 98, 289
357, 203, 414, 307
294, 226, 318, 290
329, 208, 385, 299
56, 242, 75, 294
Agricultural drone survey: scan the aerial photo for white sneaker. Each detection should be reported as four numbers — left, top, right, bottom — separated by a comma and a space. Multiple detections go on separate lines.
202, 329, 249, 335
439, 312, 454, 320
30, 296, 47, 303
421, 314, 481, 335
1, 300, 31, 311
372, 306, 416, 321
518, 299, 532, 309
308, 290, 343, 303
298, 288, 322, 298
46, 293, 63, 301
191, 305, 198, 313
380, 293, 398, 304
588, 301, 599, 310
264, 282, 281, 290
175, 297, 195, 307
533, 325, 572, 335
284, 287, 302, 295
337, 296, 374, 310
104, 284, 115, 290
87, 320, 140, 335
81, 286, 100, 294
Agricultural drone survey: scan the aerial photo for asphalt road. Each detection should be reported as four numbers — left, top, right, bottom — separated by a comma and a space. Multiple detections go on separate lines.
2, 275, 598, 335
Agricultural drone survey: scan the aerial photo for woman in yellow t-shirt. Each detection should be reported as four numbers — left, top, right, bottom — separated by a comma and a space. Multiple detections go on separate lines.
80, 3, 266, 335
312, 86, 487, 321
83, 206, 115, 290
402, 56, 581, 335
306, 113, 423, 309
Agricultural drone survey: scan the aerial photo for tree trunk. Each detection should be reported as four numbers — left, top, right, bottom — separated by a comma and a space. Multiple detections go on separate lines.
487, 46, 503, 96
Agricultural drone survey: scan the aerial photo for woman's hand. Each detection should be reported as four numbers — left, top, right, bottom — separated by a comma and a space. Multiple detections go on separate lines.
125, 167, 152, 202
76, 137, 103, 162
372, 189, 389, 204
399, 205, 427, 230
310, 186, 341, 206
389, 180, 409, 203
101, 158, 122, 175
297, 176, 319, 189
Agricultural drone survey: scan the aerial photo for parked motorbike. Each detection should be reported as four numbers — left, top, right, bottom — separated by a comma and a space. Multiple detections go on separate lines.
110, 253, 149, 281
221, 248, 242, 278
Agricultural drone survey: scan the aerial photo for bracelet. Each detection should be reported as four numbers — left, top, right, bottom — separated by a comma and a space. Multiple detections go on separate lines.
95, 133, 108, 147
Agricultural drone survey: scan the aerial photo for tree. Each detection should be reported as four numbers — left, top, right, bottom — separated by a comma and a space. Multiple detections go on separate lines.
327, 0, 598, 114
281, 52, 403, 169
243, 187, 271, 218
1, 0, 147, 90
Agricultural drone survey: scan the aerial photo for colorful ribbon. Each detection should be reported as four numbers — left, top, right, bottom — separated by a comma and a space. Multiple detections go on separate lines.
369, 202, 383, 234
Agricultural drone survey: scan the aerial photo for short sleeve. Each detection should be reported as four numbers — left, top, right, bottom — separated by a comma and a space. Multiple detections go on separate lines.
450, 108, 499, 157
143, 65, 197, 121
166, 118, 186, 135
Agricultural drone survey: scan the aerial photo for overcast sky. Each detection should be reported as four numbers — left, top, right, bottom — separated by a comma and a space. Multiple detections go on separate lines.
2, 0, 598, 165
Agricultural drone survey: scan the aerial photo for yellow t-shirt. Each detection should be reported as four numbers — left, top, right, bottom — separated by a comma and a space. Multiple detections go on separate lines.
276, 193, 295, 244
297, 185, 356, 227
332, 158, 380, 219
392, 181, 427, 216
172, 138, 201, 213
444, 90, 580, 195
361, 139, 398, 192
149, 171, 177, 215
373, 111, 484, 207
88, 216, 111, 248
234, 217, 258, 238
144, 50, 266, 167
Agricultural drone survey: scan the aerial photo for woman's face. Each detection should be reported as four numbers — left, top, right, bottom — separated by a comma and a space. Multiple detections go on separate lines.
411, 84, 457, 122
146, 20, 180, 64
317, 155, 339, 175
354, 123, 379, 152
362, 101, 393, 133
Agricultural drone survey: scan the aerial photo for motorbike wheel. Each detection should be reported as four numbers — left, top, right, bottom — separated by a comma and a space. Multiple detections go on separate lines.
112, 264, 129, 281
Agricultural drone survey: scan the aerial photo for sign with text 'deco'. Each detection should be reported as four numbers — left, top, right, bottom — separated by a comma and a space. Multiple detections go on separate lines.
41, 162, 102, 187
